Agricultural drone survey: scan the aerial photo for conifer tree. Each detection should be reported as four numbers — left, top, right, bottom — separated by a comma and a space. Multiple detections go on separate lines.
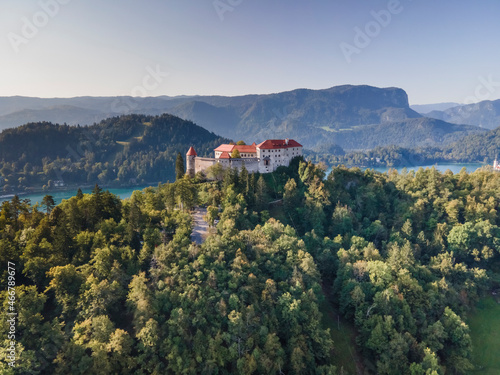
76, 188, 84, 199
175, 152, 185, 181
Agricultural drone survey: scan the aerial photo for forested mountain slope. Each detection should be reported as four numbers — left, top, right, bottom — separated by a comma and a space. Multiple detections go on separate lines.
0, 114, 227, 191
1, 159, 499, 373
424, 99, 500, 130
330, 125, 500, 168
0, 86, 484, 150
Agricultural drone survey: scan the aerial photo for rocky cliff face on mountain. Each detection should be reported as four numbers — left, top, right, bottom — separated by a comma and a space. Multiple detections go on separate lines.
166, 85, 482, 150
0, 85, 485, 150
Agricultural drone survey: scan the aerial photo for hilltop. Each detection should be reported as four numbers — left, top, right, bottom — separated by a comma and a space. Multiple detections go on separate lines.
0, 85, 485, 150
422, 99, 500, 130
0, 113, 227, 192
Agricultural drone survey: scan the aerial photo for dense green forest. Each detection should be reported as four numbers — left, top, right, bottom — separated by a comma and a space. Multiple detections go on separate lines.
1, 115, 498, 194
323, 126, 500, 168
1, 157, 499, 374
0, 114, 227, 192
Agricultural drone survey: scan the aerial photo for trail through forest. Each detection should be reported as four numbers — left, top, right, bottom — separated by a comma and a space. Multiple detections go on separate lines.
191, 206, 208, 244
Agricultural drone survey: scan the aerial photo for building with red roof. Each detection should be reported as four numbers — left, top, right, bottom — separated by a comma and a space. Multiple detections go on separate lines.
214, 143, 257, 158
255, 138, 303, 174
186, 139, 302, 177
256, 139, 302, 149
186, 146, 197, 156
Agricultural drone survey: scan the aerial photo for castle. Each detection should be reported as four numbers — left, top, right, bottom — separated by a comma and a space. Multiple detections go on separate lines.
186, 139, 303, 177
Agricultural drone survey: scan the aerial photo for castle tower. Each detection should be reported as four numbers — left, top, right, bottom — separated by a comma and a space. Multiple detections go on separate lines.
186, 147, 197, 177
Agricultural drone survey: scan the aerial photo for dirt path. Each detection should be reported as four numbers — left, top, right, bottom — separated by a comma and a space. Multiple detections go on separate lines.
191, 207, 208, 244
321, 283, 365, 375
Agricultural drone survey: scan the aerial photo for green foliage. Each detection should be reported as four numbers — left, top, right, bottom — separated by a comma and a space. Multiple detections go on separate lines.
467, 297, 500, 374
1, 159, 499, 374
175, 152, 185, 181
328, 125, 500, 168
231, 149, 241, 158
0, 114, 228, 190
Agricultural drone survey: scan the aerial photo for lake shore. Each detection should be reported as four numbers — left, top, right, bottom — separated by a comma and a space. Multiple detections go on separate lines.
0, 182, 161, 205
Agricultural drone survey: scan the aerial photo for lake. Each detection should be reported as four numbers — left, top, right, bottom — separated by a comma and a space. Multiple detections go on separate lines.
0, 185, 156, 206
0, 163, 487, 206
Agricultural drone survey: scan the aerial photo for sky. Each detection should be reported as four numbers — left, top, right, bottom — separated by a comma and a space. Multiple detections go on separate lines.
1, 0, 500, 104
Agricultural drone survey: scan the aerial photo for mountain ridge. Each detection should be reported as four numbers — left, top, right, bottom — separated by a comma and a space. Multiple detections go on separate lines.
0, 113, 227, 191
0, 85, 485, 150
423, 99, 500, 129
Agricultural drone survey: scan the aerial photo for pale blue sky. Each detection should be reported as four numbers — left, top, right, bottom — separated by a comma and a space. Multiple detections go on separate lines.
1, 0, 500, 104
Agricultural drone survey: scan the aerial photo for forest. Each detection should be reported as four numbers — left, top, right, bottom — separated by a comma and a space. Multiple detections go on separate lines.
1, 114, 498, 194
0, 114, 227, 193
0, 157, 499, 374
324, 126, 500, 168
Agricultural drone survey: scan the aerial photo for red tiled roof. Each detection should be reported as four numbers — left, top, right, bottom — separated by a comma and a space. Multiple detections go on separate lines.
256, 139, 302, 149
214, 144, 235, 152
234, 145, 256, 153
215, 144, 257, 154
186, 146, 197, 156
219, 151, 231, 159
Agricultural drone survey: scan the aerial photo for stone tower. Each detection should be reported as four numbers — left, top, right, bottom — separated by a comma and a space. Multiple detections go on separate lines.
186, 147, 197, 177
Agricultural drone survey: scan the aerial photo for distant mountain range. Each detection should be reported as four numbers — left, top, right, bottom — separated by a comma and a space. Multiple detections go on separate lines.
421, 100, 500, 130
410, 102, 460, 113
0, 96, 188, 129
0, 85, 487, 150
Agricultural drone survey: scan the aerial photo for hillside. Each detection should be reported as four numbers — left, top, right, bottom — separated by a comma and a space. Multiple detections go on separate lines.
331, 125, 500, 168
0, 85, 484, 150
0, 114, 227, 192
165, 86, 484, 150
324, 118, 483, 150
442, 125, 500, 161
424, 99, 500, 130
1, 158, 499, 374
0, 105, 112, 130
411, 102, 460, 113
168, 85, 423, 145
0, 96, 189, 131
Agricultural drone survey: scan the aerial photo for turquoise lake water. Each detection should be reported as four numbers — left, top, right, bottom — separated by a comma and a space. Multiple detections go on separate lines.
0, 163, 487, 206
0, 185, 156, 206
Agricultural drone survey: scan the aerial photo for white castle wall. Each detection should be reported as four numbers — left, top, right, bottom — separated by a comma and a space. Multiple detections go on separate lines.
194, 157, 260, 174
188, 145, 302, 176
227, 158, 260, 173
195, 157, 217, 173
257, 146, 302, 173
